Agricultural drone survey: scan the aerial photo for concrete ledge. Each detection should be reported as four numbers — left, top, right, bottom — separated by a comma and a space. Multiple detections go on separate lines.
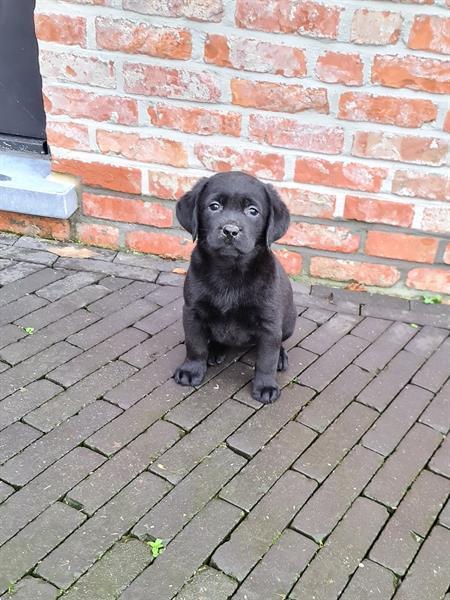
0, 152, 78, 219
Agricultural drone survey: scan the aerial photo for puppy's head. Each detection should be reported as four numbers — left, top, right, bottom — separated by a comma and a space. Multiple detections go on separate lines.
176, 172, 290, 257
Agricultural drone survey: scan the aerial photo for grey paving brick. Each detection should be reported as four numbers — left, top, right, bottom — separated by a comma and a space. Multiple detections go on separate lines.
86, 378, 189, 456
370, 470, 450, 576
233, 528, 317, 600
354, 322, 418, 372
67, 298, 158, 350
362, 384, 433, 456
0, 246, 57, 266
297, 364, 372, 432
14, 285, 109, 331
0, 261, 44, 286
121, 499, 243, 600
0, 294, 48, 326
300, 312, 360, 354
220, 421, 316, 512
440, 498, 450, 528
36, 472, 171, 590
357, 350, 427, 412
134, 296, 184, 335
0, 481, 14, 503
87, 280, 156, 316
36, 270, 102, 301
0, 379, 62, 430
0, 422, 42, 464
62, 539, 152, 600
301, 307, 335, 324
165, 362, 253, 431
120, 320, 184, 368
227, 384, 314, 459
0, 400, 121, 486
0, 267, 64, 305
294, 291, 359, 314
47, 327, 146, 388
0, 309, 100, 366
299, 334, 369, 392
25, 361, 135, 433
0, 502, 86, 594
412, 337, 450, 392
294, 402, 378, 482
0, 362, 9, 373
104, 344, 186, 409
98, 276, 132, 290
157, 271, 185, 286
67, 420, 182, 515
114, 250, 184, 272
339, 560, 397, 600
404, 325, 448, 357
419, 379, 450, 434
0, 232, 17, 245
350, 316, 392, 342
211, 471, 316, 582
429, 434, 450, 478
0, 323, 26, 350
55, 257, 158, 282
0, 576, 58, 600
393, 526, 450, 600
151, 399, 253, 485
290, 497, 388, 600
175, 566, 237, 600
146, 284, 183, 306
365, 423, 443, 509
0, 341, 81, 401
14, 237, 116, 261
134, 446, 246, 542
292, 445, 383, 542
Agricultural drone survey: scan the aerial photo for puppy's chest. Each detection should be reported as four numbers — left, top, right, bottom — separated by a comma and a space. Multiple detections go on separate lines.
197, 296, 260, 346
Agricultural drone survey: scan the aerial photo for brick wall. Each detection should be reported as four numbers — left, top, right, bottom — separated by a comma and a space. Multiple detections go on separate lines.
29, 0, 450, 295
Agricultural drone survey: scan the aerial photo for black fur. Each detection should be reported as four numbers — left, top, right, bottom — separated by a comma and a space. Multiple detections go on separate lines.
174, 171, 296, 404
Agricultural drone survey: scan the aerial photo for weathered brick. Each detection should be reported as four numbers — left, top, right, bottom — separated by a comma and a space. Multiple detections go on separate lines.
294, 157, 387, 192
148, 103, 241, 137
372, 55, 450, 94
344, 195, 414, 227
429, 434, 450, 478
0, 422, 42, 464
36, 271, 101, 301
392, 170, 450, 202
55, 256, 158, 282
53, 158, 141, 195
176, 566, 237, 600
39, 49, 116, 88
413, 338, 450, 393
300, 313, 360, 354
0, 576, 58, 599
351, 316, 392, 342
0, 324, 26, 351
0, 379, 62, 430
310, 257, 401, 287
0, 481, 14, 503
290, 498, 388, 600
404, 326, 448, 357
123, 0, 224, 21
351, 8, 402, 45
120, 320, 183, 368
354, 321, 417, 372
408, 15, 450, 55
407, 267, 450, 295
231, 79, 328, 113
0, 294, 48, 326
146, 284, 183, 306
315, 51, 363, 85
339, 560, 396, 600
36, 473, 171, 589
0, 213, 65, 242
366, 231, 438, 263
0, 245, 57, 266
0, 267, 64, 305
35, 13, 86, 46
365, 423, 442, 508
134, 296, 184, 335
419, 379, 450, 434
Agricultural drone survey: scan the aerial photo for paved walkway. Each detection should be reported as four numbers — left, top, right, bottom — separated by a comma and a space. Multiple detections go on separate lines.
0, 232, 449, 600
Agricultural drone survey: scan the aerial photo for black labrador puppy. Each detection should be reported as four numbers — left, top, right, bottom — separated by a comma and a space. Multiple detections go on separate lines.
174, 171, 296, 403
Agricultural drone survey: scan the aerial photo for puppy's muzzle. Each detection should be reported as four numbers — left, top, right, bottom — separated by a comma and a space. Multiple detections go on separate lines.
221, 224, 241, 240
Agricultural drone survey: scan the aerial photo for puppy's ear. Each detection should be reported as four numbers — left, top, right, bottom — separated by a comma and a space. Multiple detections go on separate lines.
265, 184, 290, 247
176, 178, 208, 240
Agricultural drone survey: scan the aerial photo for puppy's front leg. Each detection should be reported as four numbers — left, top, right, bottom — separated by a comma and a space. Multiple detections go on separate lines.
252, 333, 282, 404
174, 305, 208, 387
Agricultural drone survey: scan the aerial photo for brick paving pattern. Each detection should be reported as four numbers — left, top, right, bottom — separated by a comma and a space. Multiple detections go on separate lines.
0, 234, 449, 599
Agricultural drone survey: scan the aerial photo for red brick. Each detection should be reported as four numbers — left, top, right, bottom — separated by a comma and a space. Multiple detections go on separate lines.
195, 144, 285, 180
39, 50, 116, 89
148, 104, 241, 137
83, 193, 173, 228
46, 122, 90, 152
124, 63, 221, 102
204, 34, 306, 77
338, 92, 437, 128
275, 186, 336, 218
372, 55, 450, 94
408, 15, 450, 55
0, 212, 70, 241
123, 0, 224, 22
295, 158, 387, 192
76, 222, 119, 249
96, 17, 191, 59
53, 157, 141, 194
281, 223, 360, 253
392, 171, 450, 201
126, 230, 194, 260
273, 249, 302, 275
249, 115, 343, 154
366, 231, 438, 263
315, 52, 363, 85
35, 13, 86, 46
444, 111, 450, 133
236, 0, 341, 39
96, 130, 188, 168
421, 206, 450, 234
351, 9, 402, 45
352, 132, 448, 166
444, 244, 450, 265
44, 87, 138, 126
148, 171, 200, 200
310, 257, 400, 287
407, 268, 450, 294
344, 196, 414, 227
231, 79, 329, 113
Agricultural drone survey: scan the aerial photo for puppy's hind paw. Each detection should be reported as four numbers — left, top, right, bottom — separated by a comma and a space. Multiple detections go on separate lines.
174, 361, 206, 387
277, 347, 289, 372
251, 380, 281, 404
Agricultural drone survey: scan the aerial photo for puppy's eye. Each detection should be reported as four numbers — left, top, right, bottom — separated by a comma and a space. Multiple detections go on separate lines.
246, 206, 259, 217
209, 202, 221, 212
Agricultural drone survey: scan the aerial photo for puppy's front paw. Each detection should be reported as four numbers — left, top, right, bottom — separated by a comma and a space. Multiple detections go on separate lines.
277, 347, 289, 372
208, 342, 226, 366
174, 360, 206, 387
251, 377, 281, 404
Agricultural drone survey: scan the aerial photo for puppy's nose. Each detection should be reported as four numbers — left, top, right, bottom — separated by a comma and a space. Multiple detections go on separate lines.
222, 224, 240, 239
